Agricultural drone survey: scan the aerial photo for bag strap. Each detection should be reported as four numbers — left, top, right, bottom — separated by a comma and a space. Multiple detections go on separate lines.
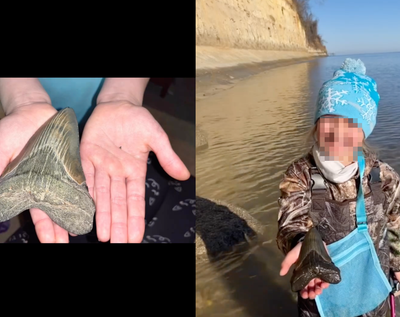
310, 167, 327, 192
309, 157, 382, 232
309, 154, 328, 193
310, 159, 381, 231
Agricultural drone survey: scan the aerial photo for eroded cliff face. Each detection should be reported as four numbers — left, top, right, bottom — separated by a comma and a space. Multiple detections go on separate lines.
196, 0, 326, 54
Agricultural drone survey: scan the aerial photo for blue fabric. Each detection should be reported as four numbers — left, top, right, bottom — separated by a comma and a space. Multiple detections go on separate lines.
38, 78, 105, 126
314, 154, 391, 317
314, 58, 380, 139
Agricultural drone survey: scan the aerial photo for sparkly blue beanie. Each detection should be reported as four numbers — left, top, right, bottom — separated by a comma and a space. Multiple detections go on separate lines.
314, 58, 380, 139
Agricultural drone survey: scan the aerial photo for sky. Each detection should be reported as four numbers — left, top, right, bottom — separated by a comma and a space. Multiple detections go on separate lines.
308, 0, 400, 55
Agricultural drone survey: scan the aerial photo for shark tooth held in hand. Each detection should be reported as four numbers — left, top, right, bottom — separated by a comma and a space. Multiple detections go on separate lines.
0, 108, 96, 235
290, 227, 341, 292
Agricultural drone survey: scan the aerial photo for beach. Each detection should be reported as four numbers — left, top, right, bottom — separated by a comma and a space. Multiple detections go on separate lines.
196, 45, 326, 102
196, 52, 400, 317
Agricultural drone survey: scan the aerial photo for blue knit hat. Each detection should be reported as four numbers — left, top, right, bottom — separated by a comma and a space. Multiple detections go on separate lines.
314, 58, 380, 139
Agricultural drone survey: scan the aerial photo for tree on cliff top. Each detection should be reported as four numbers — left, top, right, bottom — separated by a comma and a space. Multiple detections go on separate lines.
291, 0, 327, 52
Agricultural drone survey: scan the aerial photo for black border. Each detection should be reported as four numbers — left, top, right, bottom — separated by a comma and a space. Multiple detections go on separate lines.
1, 1, 195, 77
8, 243, 195, 314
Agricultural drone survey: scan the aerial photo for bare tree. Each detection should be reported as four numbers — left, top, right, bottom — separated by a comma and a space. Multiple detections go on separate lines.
292, 0, 326, 51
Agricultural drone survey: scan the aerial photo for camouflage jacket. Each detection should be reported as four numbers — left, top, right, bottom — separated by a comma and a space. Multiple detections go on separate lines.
276, 149, 400, 272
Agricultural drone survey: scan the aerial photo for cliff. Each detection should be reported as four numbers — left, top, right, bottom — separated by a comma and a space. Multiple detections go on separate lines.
196, 0, 327, 71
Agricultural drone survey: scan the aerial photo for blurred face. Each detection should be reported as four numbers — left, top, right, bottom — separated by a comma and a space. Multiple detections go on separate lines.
316, 115, 364, 162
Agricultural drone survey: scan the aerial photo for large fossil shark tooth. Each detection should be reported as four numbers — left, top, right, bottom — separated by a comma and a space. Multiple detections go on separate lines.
290, 227, 341, 292
0, 108, 96, 235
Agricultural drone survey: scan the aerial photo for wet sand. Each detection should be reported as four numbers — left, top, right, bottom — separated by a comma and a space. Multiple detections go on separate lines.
196, 45, 327, 102
196, 198, 298, 317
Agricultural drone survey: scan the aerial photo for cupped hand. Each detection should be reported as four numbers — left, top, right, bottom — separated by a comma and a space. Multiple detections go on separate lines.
0, 103, 75, 243
280, 241, 330, 300
80, 101, 190, 243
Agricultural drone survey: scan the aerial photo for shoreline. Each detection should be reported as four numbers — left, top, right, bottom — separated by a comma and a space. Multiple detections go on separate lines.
196, 46, 327, 101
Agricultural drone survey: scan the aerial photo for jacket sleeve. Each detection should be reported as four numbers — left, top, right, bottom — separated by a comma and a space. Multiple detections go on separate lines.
380, 161, 400, 272
276, 160, 314, 256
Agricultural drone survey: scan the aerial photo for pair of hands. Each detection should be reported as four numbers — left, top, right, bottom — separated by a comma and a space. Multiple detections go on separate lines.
0, 101, 190, 243
280, 240, 400, 299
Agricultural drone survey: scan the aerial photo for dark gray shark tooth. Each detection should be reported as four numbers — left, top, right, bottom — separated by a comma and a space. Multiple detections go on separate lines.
290, 227, 341, 292
0, 108, 96, 235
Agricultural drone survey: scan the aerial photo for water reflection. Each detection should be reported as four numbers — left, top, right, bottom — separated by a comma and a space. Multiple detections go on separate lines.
197, 61, 318, 228
196, 242, 298, 317
196, 53, 400, 317
196, 197, 298, 317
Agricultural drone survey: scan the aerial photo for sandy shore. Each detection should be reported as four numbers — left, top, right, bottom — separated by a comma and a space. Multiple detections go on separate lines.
196, 45, 326, 101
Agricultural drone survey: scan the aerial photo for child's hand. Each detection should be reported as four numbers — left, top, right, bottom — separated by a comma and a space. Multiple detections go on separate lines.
299, 277, 330, 300
280, 241, 330, 300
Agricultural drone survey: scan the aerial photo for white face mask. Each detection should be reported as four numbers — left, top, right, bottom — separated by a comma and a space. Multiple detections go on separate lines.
312, 145, 358, 184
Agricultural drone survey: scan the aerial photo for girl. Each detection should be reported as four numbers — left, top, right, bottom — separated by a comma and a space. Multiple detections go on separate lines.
276, 58, 400, 317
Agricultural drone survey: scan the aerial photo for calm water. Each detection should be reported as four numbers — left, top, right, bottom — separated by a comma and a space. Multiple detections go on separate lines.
196, 52, 400, 316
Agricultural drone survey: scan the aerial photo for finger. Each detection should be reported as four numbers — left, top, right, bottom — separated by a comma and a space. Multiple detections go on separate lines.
280, 244, 300, 276
0, 156, 10, 176
0, 139, 18, 175
80, 147, 95, 239
150, 129, 190, 181
300, 288, 309, 299
30, 208, 55, 243
126, 175, 146, 243
307, 279, 316, 299
309, 291, 316, 300
94, 169, 111, 242
53, 223, 69, 243
314, 280, 322, 295
321, 282, 330, 289
279, 259, 290, 276
315, 278, 322, 288
81, 158, 95, 199
110, 176, 128, 243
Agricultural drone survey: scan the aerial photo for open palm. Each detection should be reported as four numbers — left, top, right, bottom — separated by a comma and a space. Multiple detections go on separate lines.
80, 101, 190, 243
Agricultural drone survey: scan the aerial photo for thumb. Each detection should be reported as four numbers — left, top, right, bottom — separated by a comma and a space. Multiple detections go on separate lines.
0, 141, 14, 176
0, 148, 15, 177
280, 244, 301, 276
0, 157, 9, 176
150, 129, 190, 181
